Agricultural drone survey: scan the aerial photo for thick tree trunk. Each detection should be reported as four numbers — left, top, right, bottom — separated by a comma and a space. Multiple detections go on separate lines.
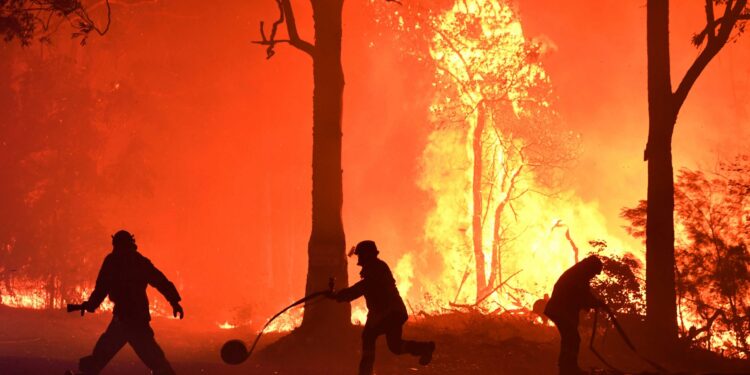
472, 102, 487, 301
300, 0, 351, 332
645, 0, 679, 345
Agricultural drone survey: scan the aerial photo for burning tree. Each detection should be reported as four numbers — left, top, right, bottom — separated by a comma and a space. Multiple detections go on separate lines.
623, 156, 750, 356
424, 0, 577, 306
644, 0, 749, 345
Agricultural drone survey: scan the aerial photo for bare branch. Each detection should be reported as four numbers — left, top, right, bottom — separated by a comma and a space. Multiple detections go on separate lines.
255, 0, 314, 59
451, 270, 522, 308
430, 23, 474, 81
477, 269, 522, 305
452, 255, 474, 304
704, 0, 716, 43
674, 0, 748, 115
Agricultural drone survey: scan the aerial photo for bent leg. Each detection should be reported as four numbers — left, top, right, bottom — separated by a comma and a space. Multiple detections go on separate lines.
385, 324, 406, 355
126, 321, 175, 375
385, 323, 433, 357
79, 318, 127, 374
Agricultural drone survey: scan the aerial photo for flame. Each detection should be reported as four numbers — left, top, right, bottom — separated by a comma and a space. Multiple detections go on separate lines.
1, 279, 168, 317
393, 0, 635, 313
262, 304, 371, 333
383, 0, 743, 358
351, 305, 369, 326
0, 287, 47, 309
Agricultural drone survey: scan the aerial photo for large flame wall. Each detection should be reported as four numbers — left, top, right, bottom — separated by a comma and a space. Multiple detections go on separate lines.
0, 0, 748, 331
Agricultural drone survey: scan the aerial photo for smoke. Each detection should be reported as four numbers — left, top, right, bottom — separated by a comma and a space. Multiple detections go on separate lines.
0, 0, 748, 327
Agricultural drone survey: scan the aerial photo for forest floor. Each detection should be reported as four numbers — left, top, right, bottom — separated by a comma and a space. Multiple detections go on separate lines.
0, 305, 748, 375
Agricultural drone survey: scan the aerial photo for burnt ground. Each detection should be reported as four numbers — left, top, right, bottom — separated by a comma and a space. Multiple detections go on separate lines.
0, 306, 748, 375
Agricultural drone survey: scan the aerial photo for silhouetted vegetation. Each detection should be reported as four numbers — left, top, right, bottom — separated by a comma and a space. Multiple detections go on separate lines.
588, 240, 645, 316
644, 0, 749, 346
623, 155, 750, 356
0, 0, 111, 46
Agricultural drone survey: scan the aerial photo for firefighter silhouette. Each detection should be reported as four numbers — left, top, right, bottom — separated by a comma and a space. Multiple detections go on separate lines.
544, 255, 604, 375
331, 240, 435, 375
76, 230, 183, 375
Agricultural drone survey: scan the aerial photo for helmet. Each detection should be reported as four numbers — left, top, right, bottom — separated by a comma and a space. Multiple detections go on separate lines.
348, 240, 379, 265
112, 230, 137, 252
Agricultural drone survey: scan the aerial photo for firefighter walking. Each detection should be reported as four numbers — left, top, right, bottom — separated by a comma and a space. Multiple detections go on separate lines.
73, 230, 184, 375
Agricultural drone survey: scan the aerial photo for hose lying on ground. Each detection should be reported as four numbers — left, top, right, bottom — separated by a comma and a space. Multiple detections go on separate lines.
220, 278, 334, 365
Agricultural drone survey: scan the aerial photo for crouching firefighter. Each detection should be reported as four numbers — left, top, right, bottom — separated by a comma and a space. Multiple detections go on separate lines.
330, 240, 435, 375
74, 230, 184, 375
544, 255, 604, 375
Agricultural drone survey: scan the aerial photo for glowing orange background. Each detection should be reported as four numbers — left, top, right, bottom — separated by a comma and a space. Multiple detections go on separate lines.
1, 0, 748, 325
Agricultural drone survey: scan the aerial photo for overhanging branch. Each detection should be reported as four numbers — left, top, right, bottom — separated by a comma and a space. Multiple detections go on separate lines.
254, 0, 314, 59
674, 0, 748, 115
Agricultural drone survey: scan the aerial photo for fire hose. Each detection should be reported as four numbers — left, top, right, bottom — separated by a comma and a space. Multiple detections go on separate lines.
589, 306, 667, 374
221, 278, 335, 365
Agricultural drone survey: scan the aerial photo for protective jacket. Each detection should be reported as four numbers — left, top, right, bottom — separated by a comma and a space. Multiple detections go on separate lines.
335, 258, 407, 323
544, 261, 599, 321
87, 249, 181, 321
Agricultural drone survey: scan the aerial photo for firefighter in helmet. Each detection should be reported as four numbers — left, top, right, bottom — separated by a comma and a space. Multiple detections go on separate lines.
330, 240, 436, 375
76, 230, 183, 375
544, 255, 604, 375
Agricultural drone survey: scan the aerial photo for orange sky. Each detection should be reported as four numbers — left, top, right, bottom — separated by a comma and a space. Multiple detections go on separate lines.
1, 0, 748, 324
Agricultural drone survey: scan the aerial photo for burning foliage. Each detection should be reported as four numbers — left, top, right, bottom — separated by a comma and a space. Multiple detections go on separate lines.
589, 240, 645, 316
623, 155, 750, 357
376, 0, 635, 321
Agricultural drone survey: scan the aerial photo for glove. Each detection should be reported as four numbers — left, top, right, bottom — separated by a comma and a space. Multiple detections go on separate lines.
82, 301, 97, 313
171, 302, 184, 319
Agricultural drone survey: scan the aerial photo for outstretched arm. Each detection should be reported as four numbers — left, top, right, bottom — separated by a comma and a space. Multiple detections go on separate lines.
332, 280, 365, 302
147, 261, 183, 319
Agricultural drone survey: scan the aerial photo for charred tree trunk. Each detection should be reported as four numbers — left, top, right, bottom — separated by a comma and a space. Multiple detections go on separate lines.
646, 0, 679, 345
645, 0, 746, 346
300, 0, 351, 332
472, 102, 487, 301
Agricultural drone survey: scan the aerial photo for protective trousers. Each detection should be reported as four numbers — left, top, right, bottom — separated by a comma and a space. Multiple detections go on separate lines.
79, 316, 175, 375
359, 312, 432, 375
549, 314, 582, 375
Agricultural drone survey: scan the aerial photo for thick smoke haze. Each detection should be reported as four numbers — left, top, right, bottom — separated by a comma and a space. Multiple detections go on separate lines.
1, 0, 748, 326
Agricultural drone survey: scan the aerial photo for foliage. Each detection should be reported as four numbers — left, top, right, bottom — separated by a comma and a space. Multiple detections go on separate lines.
588, 240, 645, 316
1, 0, 110, 46
622, 156, 750, 356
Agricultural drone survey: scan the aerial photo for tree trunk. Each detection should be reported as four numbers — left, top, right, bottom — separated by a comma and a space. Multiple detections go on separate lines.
472, 102, 487, 301
488, 201, 504, 292
645, 0, 679, 345
300, 0, 351, 332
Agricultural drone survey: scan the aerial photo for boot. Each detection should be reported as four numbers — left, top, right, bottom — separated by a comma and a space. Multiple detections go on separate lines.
418, 341, 435, 366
